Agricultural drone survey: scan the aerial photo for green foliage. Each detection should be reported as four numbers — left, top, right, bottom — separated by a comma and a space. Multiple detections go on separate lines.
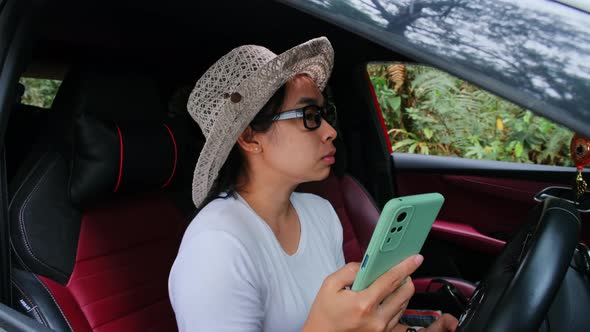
368, 64, 574, 166
18, 77, 62, 109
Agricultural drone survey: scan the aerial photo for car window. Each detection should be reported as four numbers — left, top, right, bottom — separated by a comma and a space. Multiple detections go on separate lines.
368, 63, 574, 167
18, 77, 62, 109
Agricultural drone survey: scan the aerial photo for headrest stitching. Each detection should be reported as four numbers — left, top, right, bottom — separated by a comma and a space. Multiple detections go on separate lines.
161, 123, 178, 189
113, 124, 124, 193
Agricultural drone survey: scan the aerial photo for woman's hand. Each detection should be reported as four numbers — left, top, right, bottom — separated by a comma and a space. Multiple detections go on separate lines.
421, 314, 458, 332
302, 255, 424, 332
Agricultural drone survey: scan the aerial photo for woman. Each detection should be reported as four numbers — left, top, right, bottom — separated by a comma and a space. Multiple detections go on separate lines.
168, 37, 457, 332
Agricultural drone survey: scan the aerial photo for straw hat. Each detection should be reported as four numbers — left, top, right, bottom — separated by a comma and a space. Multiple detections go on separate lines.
187, 37, 334, 207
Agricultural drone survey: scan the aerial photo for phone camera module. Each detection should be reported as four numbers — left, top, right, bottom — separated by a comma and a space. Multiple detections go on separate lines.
397, 212, 407, 222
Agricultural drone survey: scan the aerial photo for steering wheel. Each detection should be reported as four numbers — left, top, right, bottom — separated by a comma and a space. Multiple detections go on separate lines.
457, 197, 581, 331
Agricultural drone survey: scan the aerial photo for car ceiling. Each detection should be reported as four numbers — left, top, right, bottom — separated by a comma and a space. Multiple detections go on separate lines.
31, 0, 397, 81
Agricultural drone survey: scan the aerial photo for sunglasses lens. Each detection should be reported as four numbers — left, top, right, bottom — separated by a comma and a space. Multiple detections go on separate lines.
303, 106, 322, 129
302, 104, 337, 130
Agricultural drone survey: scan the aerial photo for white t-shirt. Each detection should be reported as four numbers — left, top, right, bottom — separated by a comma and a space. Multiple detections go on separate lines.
168, 192, 345, 332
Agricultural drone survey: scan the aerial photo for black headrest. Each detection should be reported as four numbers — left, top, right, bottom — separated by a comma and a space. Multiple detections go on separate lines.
19, 66, 204, 210
69, 114, 180, 207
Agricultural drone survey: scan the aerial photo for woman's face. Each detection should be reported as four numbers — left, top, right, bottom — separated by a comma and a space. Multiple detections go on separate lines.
254, 75, 338, 184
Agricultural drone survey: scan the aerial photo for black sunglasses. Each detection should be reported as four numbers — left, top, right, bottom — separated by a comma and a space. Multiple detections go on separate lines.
274, 103, 337, 130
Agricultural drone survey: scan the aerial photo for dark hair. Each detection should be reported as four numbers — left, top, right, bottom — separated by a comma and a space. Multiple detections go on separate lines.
198, 85, 287, 209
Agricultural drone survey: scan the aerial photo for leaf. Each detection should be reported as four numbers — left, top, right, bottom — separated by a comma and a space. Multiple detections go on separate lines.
524, 111, 532, 124
421, 144, 430, 155
371, 76, 387, 86
391, 139, 416, 151
424, 128, 433, 139
389, 96, 401, 110
515, 142, 524, 157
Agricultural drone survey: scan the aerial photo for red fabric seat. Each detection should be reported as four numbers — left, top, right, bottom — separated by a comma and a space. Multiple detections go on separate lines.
298, 174, 379, 263
35, 196, 186, 332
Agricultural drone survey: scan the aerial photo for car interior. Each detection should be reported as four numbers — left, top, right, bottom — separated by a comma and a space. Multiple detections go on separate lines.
1, 0, 589, 331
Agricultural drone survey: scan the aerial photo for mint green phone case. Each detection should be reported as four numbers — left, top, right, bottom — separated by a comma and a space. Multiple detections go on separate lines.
351, 193, 444, 291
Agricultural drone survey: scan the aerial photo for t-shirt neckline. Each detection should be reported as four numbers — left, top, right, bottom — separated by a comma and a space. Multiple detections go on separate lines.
235, 192, 307, 258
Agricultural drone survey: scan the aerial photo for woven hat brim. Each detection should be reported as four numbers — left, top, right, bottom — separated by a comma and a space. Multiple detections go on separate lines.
192, 37, 334, 207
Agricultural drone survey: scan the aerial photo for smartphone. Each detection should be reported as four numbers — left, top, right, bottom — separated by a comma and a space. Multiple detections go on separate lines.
351, 193, 444, 291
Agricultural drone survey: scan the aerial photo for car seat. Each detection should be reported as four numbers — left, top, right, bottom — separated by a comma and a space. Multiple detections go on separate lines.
8, 67, 198, 332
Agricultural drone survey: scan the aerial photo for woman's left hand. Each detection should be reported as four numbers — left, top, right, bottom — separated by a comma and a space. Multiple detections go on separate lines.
422, 313, 458, 332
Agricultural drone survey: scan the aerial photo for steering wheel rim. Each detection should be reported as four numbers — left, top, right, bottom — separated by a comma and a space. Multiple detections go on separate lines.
457, 198, 581, 331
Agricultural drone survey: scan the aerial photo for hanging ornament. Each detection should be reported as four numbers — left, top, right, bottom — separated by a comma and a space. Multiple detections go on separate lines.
570, 134, 590, 200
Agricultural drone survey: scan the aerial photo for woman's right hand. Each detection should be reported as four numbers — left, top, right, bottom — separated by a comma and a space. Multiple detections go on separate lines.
302, 255, 424, 332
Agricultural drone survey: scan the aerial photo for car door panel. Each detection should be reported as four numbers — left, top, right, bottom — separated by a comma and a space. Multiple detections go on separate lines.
431, 220, 506, 255
393, 153, 590, 280
397, 173, 560, 235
